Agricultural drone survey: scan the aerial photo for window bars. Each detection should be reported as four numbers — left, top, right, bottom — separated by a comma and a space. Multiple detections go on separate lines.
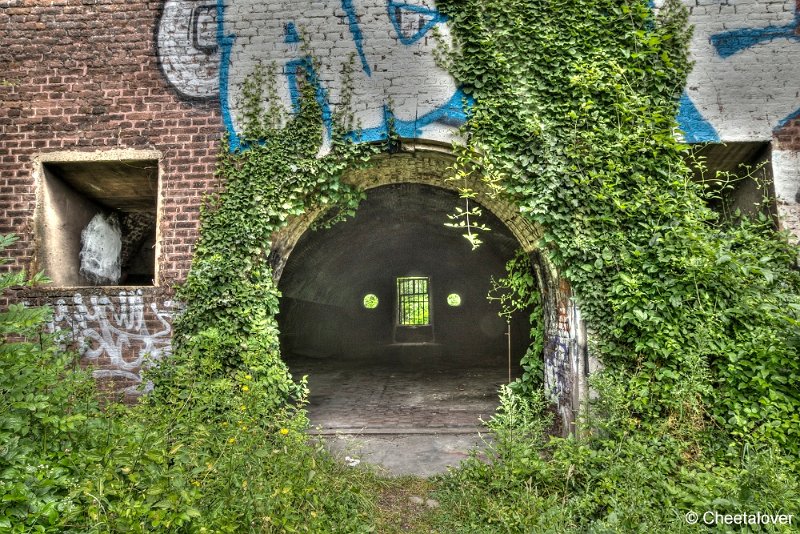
397, 276, 430, 326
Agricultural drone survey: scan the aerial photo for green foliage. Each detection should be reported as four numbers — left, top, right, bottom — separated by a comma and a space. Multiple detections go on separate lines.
438, 0, 800, 455
61, 379, 378, 532
488, 251, 545, 394
85, 64, 383, 532
154, 63, 377, 412
1, 64, 385, 531
0, 235, 103, 531
433, 387, 557, 532
433, 386, 800, 533
430, 0, 800, 530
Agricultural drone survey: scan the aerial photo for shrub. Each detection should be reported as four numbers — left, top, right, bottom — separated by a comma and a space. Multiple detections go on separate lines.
0, 234, 103, 531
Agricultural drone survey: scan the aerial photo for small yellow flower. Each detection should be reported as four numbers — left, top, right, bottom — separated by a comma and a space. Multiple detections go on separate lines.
245, 374, 252, 380
311, 511, 317, 518
279, 428, 289, 436
192, 480, 201, 487
240, 405, 247, 411
242, 385, 250, 392
228, 437, 236, 444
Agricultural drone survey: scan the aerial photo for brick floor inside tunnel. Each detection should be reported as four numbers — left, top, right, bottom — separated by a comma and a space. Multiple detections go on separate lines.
276, 183, 533, 475
285, 353, 522, 476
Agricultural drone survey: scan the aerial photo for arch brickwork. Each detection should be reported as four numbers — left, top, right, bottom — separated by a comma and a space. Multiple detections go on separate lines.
270, 145, 591, 434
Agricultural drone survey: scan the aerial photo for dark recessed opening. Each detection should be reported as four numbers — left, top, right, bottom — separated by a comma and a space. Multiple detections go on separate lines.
39, 159, 158, 287
277, 183, 533, 437
687, 142, 776, 223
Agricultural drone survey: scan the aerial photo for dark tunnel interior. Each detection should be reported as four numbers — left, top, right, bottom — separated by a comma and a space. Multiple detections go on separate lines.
277, 183, 532, 369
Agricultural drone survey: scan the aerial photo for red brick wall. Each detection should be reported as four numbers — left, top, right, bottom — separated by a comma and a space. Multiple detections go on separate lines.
776, 118, 800, 151
0, 0, 220, 284
0, 0, 221, 396
14, 285, 177, 402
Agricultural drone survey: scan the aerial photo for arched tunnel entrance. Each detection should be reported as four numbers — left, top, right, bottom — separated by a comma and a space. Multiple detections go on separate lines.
277, 183, 534, 473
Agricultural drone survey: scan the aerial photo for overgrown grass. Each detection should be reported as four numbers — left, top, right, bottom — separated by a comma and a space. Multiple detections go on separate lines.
428, 386, 800, 533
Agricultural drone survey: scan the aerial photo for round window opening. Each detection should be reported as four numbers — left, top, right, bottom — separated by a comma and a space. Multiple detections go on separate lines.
447, 293, 462, 307
363, 294, 379, 309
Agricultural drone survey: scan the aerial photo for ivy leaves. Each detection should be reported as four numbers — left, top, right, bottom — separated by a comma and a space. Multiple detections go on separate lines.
163, 68, 376, 411
440, 0, 800, 456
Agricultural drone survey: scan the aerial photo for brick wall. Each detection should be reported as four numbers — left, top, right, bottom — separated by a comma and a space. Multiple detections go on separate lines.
0, 0, 221, 286
15, 285, 177, 401
2, 0, 799, 406
0, 0, 221, 396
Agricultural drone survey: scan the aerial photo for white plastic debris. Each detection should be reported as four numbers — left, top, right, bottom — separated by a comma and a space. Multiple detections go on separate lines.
80, 213, 122, 285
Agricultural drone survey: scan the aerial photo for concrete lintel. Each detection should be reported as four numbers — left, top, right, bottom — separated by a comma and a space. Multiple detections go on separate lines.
34, 148, 163, 164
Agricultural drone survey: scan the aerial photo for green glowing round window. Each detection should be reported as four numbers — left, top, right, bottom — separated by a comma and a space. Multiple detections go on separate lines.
363, 294, 379, 309
447, 293, 462, 307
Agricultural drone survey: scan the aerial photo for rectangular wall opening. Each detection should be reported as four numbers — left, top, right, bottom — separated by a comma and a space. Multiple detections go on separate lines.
397, 276, 430, 326
687, 142, 775, 223
37, 155, 160, 287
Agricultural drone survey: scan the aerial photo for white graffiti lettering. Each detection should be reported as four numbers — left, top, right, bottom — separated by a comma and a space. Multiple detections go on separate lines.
48, 291, 175, 395
157, 1, 220, 99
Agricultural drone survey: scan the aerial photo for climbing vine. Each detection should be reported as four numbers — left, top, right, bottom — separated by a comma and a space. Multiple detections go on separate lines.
488, 250, 545, 395
153, 65, 378, 413
423, 0, 800, 529
160, 0, 800, 461
436, 0, 800, 455
130, 2, 798, 528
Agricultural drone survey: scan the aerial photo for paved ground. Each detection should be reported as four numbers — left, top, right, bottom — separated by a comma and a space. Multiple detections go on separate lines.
286, 354, 517, 476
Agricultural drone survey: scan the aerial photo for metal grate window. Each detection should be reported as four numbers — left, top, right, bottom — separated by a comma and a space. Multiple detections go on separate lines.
397, 277, 430, 326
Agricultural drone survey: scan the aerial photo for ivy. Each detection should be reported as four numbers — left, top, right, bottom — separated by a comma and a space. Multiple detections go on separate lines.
437, 0, 800, 456
160, 0, 800, 459
152, 65, 378, 414
488, 250, 545, 395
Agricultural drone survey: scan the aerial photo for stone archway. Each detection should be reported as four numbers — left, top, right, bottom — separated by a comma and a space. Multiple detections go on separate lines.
270, 146, 589, 443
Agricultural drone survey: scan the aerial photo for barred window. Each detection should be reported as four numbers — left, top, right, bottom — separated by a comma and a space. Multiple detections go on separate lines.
397, 277, 430, 326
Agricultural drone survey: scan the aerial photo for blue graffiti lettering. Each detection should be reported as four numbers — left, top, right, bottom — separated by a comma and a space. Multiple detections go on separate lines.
215, 0, 466, 151
711, 22, 799, 59
676, 93, 719, 143
388, 1, 446, 45
342, 0, 372, 76
284, 22, 300, 44
286, 57, 334, 137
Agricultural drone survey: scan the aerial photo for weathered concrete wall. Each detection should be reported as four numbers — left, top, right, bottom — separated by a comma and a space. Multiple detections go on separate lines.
772, 149, 800, 239
37, 166, 104, 287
